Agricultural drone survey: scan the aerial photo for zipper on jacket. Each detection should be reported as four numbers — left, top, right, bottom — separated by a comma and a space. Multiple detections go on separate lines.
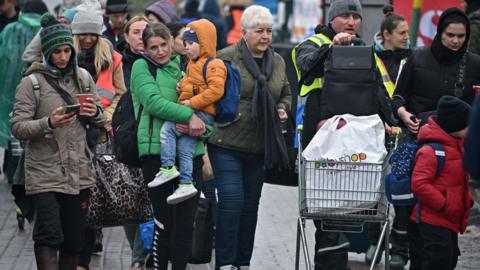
148, 115, 153, 153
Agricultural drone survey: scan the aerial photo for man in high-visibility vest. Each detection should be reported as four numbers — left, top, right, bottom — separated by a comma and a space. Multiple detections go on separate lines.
293, 0, 364, 148
293, 1, 363, 269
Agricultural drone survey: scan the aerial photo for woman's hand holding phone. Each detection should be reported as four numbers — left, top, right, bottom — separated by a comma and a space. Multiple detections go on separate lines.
50, 107, 77, 128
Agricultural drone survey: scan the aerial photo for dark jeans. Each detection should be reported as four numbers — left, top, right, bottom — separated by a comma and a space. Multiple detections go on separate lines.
367, 205, 411, 260
142, 155, 202, 270
408, 221, 460, 270
32, 189, 89, 255
208, 145, 265, 269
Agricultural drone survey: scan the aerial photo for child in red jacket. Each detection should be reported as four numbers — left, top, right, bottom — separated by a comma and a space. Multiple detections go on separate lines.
408, 95, 474, 270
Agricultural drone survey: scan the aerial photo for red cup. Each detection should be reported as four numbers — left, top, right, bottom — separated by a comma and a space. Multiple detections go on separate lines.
75, 93, 93, 114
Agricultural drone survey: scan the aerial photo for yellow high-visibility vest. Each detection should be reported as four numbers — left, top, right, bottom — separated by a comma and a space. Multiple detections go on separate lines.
292, 33, 332, 97
374, 53, 395, 97
374, 53, 408, 97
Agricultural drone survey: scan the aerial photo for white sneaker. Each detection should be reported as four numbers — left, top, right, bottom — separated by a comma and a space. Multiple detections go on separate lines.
148, 166, 180, 188
131, 262, 145, 270
166, 184, 198, 204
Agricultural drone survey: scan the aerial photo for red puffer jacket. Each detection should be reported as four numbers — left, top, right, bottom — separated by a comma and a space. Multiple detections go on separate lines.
410, 118, 474, 233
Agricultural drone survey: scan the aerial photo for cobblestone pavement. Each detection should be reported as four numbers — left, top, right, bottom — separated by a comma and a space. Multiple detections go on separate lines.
1, 162, 479, 269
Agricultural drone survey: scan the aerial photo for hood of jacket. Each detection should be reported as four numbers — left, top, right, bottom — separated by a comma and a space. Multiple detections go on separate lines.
25, 62, 83, 92
417, 117, 464, 147
18, 12, 42, 28
25, 62, 65, 78
187, 19, 217, 59
373, 31, 386, 51
431, 7, 470, 63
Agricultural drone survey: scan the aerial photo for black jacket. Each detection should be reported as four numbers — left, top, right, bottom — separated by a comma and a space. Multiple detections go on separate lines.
103, 21, 125, 51
373, 32, 411, 84
392, 46, 480, 116
297, 25, 394, 146
295, 24, 336, 85
121, 47, 141, 90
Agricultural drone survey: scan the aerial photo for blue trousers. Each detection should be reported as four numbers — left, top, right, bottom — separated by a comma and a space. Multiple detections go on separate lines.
208, 145, 265, 268
160, 111, 213, 184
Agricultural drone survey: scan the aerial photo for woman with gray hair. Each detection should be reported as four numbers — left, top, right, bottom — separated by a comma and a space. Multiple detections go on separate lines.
208, 5, 292, 270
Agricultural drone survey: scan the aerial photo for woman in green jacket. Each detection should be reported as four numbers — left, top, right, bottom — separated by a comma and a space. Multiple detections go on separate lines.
130, 22, 206, 270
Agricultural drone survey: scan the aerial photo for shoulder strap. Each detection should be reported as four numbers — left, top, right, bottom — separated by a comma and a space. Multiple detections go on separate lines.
28, 74, 40, 104
147, 61, 157, 80
202, 57, 214, 85
43, 75, 76, 105
424, 142, 446, 178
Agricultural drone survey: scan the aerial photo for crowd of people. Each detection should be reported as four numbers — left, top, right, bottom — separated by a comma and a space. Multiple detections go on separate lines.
0, 0, 479, 270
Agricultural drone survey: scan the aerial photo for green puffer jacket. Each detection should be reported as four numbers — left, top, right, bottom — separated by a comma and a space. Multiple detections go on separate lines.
208, 42, 292, 154
0, 13, 42, 148
130, 56, 207, 157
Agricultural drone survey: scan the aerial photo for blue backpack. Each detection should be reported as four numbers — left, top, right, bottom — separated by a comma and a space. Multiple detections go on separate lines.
203, 57, 241, 123
384, 141, 445, 206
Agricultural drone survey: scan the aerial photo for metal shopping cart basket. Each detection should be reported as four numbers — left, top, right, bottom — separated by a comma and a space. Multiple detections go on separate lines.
295, 125, 396, 270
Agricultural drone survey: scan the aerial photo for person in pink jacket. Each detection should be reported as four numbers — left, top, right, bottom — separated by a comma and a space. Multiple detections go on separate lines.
408, 95, 474, 270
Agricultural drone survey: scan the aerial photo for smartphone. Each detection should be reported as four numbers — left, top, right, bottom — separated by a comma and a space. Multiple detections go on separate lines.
63, 104, 81, 114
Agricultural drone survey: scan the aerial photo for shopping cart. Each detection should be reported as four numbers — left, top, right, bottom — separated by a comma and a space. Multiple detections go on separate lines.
295, 125, 396, 270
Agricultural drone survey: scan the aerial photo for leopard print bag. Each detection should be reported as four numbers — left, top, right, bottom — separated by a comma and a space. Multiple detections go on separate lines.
87, 140, 152, 227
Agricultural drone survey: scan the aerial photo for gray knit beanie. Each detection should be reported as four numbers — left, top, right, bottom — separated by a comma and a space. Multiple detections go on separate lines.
71, 10, 104, 35
328, 0, 363, 21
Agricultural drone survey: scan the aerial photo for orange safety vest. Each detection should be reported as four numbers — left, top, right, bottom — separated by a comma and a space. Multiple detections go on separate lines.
96, 50, 122, 108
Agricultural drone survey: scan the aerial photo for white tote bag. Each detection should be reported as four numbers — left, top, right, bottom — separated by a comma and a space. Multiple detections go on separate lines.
301, 114, 387, 213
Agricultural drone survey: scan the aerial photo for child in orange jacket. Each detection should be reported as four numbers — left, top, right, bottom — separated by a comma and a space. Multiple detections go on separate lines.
148, 19, 227, 205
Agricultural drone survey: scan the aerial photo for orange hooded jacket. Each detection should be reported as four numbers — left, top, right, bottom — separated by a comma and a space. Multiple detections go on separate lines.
178, 19, 227, 115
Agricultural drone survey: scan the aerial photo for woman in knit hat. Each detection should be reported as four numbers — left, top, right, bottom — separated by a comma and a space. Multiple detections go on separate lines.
145, 0, 179, 24
71, 9, 126, 122
11, 13, 106, 269
70, 8, 128, 270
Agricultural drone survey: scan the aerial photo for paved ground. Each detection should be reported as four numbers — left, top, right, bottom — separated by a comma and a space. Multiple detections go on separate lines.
1, 147, 479, 270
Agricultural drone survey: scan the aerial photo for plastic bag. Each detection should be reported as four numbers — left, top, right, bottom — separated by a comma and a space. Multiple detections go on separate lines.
302, 114, 387, 163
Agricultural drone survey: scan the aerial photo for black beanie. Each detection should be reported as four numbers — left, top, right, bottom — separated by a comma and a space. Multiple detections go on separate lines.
22, 0, 49, 15
436, 96, 472, 133
106, 0, 129, 14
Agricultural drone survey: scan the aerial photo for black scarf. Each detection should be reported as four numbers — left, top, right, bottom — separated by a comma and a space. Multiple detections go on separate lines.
240, 39, 290, 170
77, 48, 97, 80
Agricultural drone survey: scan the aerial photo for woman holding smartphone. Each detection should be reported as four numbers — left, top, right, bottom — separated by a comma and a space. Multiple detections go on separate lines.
11, 14, 106, 269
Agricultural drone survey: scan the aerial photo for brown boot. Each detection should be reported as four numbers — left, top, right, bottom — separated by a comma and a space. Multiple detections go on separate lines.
58, 251, 78, 270
34, 246, 59, 270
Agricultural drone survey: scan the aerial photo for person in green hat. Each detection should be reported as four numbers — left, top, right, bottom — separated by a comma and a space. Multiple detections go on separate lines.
11, 12, 106, 269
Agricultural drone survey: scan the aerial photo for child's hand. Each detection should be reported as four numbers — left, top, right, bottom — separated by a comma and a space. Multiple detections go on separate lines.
176, 82, 181, 94
181, 100, 191, 107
